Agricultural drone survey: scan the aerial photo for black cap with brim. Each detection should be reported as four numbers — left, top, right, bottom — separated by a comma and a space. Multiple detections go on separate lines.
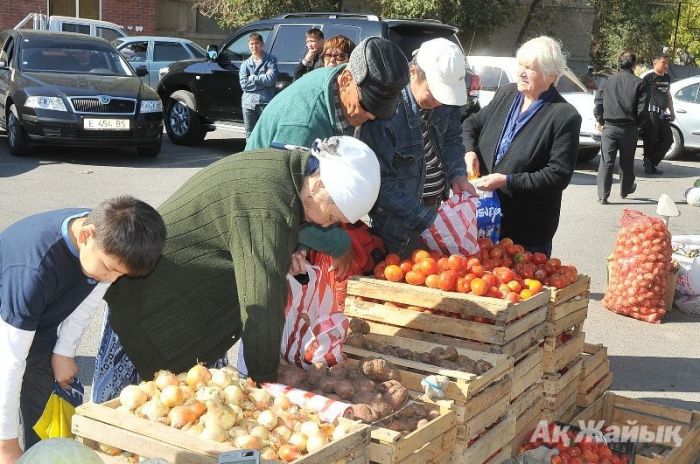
347, 37, 410, 120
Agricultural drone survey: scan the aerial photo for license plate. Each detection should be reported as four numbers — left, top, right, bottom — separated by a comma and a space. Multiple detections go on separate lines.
83, 119, 130, 130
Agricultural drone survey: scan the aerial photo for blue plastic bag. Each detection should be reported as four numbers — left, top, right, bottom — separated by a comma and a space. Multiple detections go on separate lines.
476, 190, 501, 243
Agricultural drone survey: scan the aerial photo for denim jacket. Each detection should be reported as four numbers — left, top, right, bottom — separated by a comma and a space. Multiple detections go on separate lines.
359, 86, 467, 254
239, 53, 278, 110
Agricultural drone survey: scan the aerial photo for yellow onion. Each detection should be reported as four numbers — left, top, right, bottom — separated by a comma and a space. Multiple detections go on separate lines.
140, 397, 169, 421
273, 425, 293, 443
306, 432, 328, 453
289, 432, 307, 452
201, 424, 228, 442
168, 405, 198, 428
332, 424, 349, 441
210, 369, 233, 389
250, 425, 270, 440
300, 420, 320, 437
260, 447, 278, 460
138, 381, 159, 399
223, 385, 244, 405
160, 385, 185, 408
234, 434, 262, 450
257, 410, 278, 430
186, 364, 212, 388
119, 385, 147, 410
154, 370, 179, 390
278, 444, 301, 462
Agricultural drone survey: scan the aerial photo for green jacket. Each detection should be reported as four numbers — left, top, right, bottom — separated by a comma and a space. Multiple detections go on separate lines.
105, 149, 308, 383
245, 65, 344, 150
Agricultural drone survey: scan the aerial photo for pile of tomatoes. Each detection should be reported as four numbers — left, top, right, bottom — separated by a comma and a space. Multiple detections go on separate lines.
372, 237, 579, 303
520, 422, 631, 464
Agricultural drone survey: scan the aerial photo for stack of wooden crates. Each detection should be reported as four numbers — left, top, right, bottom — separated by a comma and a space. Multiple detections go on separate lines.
344, 277, 550, 463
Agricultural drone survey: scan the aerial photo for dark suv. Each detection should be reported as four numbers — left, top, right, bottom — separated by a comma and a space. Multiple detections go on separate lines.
157, 13, 481, 145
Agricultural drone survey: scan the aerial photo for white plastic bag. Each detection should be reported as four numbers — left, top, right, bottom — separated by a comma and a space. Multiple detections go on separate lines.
420, 192, 479, 256
672, 235, 700, 296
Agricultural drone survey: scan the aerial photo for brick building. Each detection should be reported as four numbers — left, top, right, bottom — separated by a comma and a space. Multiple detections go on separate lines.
0, 0, 157, 35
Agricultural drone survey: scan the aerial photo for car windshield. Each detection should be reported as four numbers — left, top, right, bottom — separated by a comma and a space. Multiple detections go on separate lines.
19, 45, 133, 76
387, 26, 459, 59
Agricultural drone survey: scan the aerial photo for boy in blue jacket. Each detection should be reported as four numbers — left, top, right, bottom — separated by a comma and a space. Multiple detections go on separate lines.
0, 195, 165, 463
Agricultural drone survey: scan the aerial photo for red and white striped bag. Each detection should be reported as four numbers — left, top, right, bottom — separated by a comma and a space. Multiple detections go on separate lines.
281, 264, 348, 369
420, 192, 479, 256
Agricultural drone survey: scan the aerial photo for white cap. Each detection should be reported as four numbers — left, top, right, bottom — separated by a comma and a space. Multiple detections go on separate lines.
312, 136, 380, 223
414, 38, 467, 106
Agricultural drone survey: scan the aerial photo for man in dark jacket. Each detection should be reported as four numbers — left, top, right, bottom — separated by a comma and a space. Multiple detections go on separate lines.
594, 51, 647, 204
293, 28, 324, 81
641, 53, 675, 175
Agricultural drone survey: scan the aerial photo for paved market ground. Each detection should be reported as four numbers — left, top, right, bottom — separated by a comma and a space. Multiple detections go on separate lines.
1, 127, 699, 414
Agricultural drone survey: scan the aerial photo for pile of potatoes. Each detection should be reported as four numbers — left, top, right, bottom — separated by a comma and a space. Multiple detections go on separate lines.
278, 360, 439, 436
346, 319, 494, 374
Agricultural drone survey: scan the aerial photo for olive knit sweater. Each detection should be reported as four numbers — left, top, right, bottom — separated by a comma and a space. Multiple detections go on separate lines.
105, 149, 308, 382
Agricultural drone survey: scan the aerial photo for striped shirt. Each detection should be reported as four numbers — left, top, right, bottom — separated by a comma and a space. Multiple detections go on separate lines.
331, 81, 354, 136
420, 109, 447, 203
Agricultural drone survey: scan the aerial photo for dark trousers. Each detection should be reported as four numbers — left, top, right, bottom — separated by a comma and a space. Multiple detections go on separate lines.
597, 124, 637, 199
243, 104, 266, 138
19, 352, 54, 450
642, 113, 673, 167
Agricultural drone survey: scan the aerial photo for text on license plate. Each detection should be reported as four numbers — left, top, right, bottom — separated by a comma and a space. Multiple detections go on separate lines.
83, 119, 130, 130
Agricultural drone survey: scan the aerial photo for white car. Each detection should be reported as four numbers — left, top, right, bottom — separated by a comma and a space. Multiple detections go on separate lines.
466, 56, 600, 162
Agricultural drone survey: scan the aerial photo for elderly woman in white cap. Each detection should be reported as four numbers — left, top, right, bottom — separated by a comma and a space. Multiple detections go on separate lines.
88, 136, 380, 398
464, 36, 581, 257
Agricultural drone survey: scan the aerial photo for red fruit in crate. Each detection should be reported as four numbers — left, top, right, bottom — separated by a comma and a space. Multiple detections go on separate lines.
411, 249, 431, 263
505, 292, 521, 303
374, 262, 387, 279
470, 278, 487, 296
487, 286, 502, 298
533, 252, 548, 265
477, 237, 493, 250
527, 279, 544, 294
447, 254, 468, 272
429, 250, 442, 261
482, 272, 497, 288
456, 276, 471, 293
466, 257, 481, 271
425, 274, 440, 289
498, 237, 514, 247
385, 253, 401, 266
513, 252, 526, 264
438, 270, 458, 292
490, 247, 504, 259
471, 264, 485, 277
551, 456, 563, 464
384, 265, 404, 282
436, 257, 450, 273
419, 258, 438, 276
507, 280, 522, 293
548, 257, 562, 269
405, 270, 426, 286
399, 259, 414, 274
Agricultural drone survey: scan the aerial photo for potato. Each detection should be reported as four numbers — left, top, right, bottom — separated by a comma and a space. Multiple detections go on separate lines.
378, 380, 408, 411
319, 376, 337, 394
438, 360, 460, 370
369, 398, 393, 419
416, 418, 430, 429
334, 379, 356, 401
427, 409, 441, 421
355, 379, 377, 392
345, 333, 366, 348
385, 420, 407, 432
430, 347, 445, 360
458, 356, 477, 373
418, 352, 435, 364
360, 358, 402, 382
306, 365, 327, 386
352, 390, 382, 406
346, 367, 362, 380
328, 363, 348, 379
349, 319, 370, 335
349, 404, 377, 422
475, 360, 493, 375
444, 347, 459, 362
278, 364, 307, 387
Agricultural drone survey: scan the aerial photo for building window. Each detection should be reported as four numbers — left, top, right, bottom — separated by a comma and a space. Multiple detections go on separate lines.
49, 0, 100, 19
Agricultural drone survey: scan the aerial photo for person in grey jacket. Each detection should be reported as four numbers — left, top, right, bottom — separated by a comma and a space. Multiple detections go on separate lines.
594, 51, 647, 204
239, 33, 278, 137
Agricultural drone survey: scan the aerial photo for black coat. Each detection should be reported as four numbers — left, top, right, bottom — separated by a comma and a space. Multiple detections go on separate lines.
463, 83, 582, 246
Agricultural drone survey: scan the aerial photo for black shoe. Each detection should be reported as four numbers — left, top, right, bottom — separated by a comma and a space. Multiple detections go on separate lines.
598, 197, 609, 205
644, 164, 653, 175
621, 183, 637, 199
652, 166, 664, 175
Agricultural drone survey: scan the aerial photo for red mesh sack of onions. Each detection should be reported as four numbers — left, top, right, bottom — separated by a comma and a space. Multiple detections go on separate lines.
602, 209, 672, 324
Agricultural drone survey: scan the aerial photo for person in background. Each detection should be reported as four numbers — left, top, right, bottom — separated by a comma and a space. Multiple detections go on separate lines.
594, 51, 647, 204
322, 35, 356, 68
239, 33, 278, 138
360, 38, 475, 256
641, 53, 675, 175
294, 28, 324, 81
464, 36, 581, 257
0, 197, 165, 463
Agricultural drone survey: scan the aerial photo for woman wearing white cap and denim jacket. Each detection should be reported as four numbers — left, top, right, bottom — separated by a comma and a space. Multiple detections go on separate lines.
359, 38, 476, 256
85, 136, 380, 399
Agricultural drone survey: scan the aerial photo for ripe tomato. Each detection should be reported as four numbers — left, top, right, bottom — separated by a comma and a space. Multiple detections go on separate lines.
498, 237, 514, 247
470, 278, 488, 296
533, 252, 548, 265
437, 257, 450, 273
513, 252, 526, 264
418, 258, 438, 275
490, 246, 504, 259
507, 280, 522, 293
466, 257, 481, 271
520, 288, 534, 299
384, 264, 404, 282
482, 272, 497, 288
405, 270, 426, 286
373, 262, 387, 279
385, 253, 401, 266
569, 446, 582, 458
471, 264, 485, 277
505, 244, 520, 256
527, 279, 544, 293
429, 250, 443, 261
488, 286, 502, 298
551, 456, 563, 464
456, 276, 471, 293
494, 267, 517, 283
447, 254, 468, 272
399, 259, 414, 274
411, 249, 431, 263
425, 274, 441, 289
534, 268, 548, 281
505, 292, 521, 303
547, 257, 562, 269
438, 270, 459, 292
477, 237, 493, 250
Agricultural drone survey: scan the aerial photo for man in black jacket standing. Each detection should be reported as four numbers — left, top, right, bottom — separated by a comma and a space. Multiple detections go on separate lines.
641, 53, 675, 175
594, 51, 647, 204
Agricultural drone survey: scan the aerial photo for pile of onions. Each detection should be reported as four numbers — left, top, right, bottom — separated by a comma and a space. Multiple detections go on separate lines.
114, 363, 349, 462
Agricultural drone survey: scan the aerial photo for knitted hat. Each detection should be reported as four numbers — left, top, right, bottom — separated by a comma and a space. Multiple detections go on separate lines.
312, 136, 380, 223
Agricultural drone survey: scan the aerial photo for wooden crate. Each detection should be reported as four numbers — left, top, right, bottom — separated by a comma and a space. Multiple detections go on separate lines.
512, 397, 545, 456
542, 331, 585, 375
368, 408, 457, 464
545, 275, 589, 338
345, 277, 548, 356
451, 413, 515, 464
512, 381, 544, 421
576, 343, 612, 407
542, 358, 582, 423
73, 399, 370, 464
343, 333, 513, 406
512, 345, 543, 400
572, 393, 700, 464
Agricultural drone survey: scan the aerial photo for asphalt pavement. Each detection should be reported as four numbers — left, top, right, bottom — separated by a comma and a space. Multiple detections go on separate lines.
1, 127, 699, 415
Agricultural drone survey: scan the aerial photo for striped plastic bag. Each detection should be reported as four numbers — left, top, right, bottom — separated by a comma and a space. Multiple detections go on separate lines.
420, 192, 479, 256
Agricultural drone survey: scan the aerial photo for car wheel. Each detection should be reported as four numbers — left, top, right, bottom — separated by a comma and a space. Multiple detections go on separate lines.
6, 105, 31, 157
577, 147, 599, 163
664, 126, 683, 160
164, 90, 205, 146
136, 135, 162, 158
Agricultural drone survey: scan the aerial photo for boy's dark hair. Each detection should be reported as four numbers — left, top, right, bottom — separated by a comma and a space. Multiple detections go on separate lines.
249, 32, 263, 44
617, 51, 636, 70
652, 53, 670, 62
84, 196, 166, 277
306, 28, 324, 40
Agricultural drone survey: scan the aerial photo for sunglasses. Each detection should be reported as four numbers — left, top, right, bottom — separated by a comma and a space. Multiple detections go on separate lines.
324, 52, 348, 61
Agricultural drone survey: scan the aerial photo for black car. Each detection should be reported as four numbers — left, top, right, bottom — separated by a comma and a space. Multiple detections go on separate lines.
0, 30, 164, 157
157, 13, 481, 146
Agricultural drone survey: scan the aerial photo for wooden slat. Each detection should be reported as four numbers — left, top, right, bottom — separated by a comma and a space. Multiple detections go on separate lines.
579, 359, 611, 393
549, 295, 589, 321
512, 398, 545, 456
543, 332, 585, 374
544, 374, 579, 410
614, 395, 694, 425
581, 343, 608, 376
543, 359, 582, 396
503, 304, 549, 342
345, 299, 505, 344
512, 346, 543, 399
458, 395, 510, 441
544, 307, 588, 337
453, 414, 515, 464
511, 381, 544, 419
397, 428, 457, 464
547, 275, 590, 305
483, 446, 513, 464
459, 376, 511, 423
576, 372, 613, 407
542, 397, 577, 423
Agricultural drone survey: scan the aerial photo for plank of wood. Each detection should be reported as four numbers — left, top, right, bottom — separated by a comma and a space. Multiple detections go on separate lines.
512, 399, 546, 456
543, 359, 582, 396
577, 372, 613, 407
549, 295, 589, 322
504, 304, 549, 342
344, 299, 505, 344
613, 395, 695, 425
579, 359, 611, 393
512, 347, 543, 399
398, 428, 457, 464
511, 381, 544, 419
483, 446, 513, 464
572, 394, 606, 422
548, 275, 590, 305
542, 397, 577, 423
459, 395, 510, 441
453, 414, 515, 464
500, 320, 547, 356
544, 375, 580, 410
544, 307, 588, 337
543, 332, 585, 374
459, 375, 512, 423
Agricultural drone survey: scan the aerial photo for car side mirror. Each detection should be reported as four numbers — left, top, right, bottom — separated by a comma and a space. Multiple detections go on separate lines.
135, 67, 149, 77
207, 44, 219, 61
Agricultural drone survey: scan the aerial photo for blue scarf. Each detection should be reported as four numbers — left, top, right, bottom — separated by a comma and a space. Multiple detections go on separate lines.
494, 85, 558, 166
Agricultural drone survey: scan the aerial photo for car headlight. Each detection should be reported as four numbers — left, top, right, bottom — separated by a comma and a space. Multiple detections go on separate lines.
25, 96, 67, 111
140, 100, 163, 113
